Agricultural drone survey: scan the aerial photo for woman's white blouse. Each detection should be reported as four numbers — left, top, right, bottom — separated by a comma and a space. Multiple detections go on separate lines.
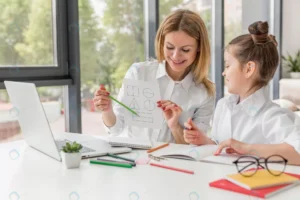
105, 61, 215, 143
211, 86, 300, 153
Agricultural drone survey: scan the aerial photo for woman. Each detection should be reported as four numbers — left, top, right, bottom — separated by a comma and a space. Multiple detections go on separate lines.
94, 9, 215, 144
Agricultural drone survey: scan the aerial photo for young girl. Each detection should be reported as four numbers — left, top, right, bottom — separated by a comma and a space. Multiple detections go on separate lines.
94, 9, 215, 144
183, 21, 300, 165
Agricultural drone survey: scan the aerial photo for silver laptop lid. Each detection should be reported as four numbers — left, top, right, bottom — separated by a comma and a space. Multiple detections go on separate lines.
4, 81, 61, 161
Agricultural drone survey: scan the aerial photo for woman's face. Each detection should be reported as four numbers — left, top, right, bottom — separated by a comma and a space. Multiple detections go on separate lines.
163, 31, 198, 80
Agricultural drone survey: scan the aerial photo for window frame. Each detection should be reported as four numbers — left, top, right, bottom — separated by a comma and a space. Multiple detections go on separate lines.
0, 0, 81, 134
0, 0, 70, 85
144, 0, 159, 60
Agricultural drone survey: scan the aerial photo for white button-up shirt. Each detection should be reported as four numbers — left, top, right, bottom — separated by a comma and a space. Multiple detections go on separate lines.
106, 61, 215, 143
211, 86, 300, 153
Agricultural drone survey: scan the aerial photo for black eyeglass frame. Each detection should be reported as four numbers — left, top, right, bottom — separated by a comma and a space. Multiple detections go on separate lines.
232, 154, 288, 177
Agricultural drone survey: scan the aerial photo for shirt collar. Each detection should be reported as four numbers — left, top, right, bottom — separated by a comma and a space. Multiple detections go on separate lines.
156, 61, 167, 79
156, 60, 194, 92
225, 86, 270, 116
180, 72, 194, 92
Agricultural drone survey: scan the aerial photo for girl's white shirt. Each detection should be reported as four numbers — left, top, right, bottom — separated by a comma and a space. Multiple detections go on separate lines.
211, 86, 300, 153
105, 61, 215, 143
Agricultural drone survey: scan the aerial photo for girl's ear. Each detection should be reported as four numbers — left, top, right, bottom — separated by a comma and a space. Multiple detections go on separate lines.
244, 61, 257, 79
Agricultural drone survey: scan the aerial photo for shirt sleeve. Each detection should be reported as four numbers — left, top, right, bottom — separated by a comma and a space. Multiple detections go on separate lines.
209, 98, 225, 144
103, 63, 139, 136
262, 106, 300, 154
192, 93, 215, 135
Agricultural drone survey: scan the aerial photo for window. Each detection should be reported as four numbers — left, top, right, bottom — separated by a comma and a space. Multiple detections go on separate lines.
223, 0, 242, 96
224, 0, 242, 46
223, 0, 270, 97
159, 0, 212, 40
0, 87, 65, 143
0, 0, 68, 80
0, 0, 56, 66
79, 0, 145, 135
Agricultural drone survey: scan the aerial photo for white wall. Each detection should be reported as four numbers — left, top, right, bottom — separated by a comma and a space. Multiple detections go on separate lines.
282, 0, 300, 78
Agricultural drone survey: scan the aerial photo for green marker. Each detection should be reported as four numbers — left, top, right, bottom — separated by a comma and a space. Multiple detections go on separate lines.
90, 160, 132, 168
96, 158, 136, 167
107, 153, 136, 163
109, 95, 139, 116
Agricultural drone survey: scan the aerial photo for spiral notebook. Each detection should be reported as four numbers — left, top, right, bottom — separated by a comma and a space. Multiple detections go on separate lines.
108, 136, 152, 149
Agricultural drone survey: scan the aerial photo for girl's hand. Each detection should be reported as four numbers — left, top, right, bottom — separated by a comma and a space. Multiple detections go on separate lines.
214, 139, 252, 156
93, 84, 112, 113
157, 100, 182, 130
183, 118, 208, 145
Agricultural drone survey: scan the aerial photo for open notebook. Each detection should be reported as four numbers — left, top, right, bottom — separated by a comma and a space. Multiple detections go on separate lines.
108, 136, 152, 149
152, 144, 240, 165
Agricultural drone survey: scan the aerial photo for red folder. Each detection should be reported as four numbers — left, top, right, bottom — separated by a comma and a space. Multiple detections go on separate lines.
209, 172, 300, 199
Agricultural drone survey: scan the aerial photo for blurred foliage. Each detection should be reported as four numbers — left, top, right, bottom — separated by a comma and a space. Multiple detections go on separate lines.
282, 50, 300, 72
15, 0, 53, 65
0, 0, 30, 65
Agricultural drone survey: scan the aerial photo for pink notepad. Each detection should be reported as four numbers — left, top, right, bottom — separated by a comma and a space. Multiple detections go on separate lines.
135, 158, 150, 165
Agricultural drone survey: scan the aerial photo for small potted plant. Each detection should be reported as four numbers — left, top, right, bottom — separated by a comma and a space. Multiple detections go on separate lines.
282, 50, 300, 79
61, 141, 82, 169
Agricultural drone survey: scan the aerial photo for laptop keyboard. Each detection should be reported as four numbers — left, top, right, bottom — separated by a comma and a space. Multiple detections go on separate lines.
55, 140, 96, 154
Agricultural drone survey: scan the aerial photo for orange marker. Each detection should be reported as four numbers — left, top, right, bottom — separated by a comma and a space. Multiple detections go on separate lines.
147, 143, 169, 153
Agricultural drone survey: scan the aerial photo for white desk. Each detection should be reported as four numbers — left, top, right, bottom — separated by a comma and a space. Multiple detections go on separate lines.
1, 139, 300, 200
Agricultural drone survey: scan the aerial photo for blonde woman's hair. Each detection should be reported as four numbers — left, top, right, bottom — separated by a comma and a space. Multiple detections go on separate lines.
155, 9, 215, 96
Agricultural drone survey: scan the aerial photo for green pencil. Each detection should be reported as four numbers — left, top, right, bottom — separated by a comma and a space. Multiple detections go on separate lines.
107, 153, 136, 163
90, 160, 133, 168
108, 95, 139, 116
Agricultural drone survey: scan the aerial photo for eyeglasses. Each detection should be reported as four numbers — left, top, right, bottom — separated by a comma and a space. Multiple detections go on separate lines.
232, 155, 288, 177
148, 154, 167, 162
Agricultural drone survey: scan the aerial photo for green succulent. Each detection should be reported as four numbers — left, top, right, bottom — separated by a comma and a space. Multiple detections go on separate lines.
62, 141, 83, 153
282, 50, 300, 72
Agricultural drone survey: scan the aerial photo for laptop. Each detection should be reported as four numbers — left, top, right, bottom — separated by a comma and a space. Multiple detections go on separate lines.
4, 81, 131, 161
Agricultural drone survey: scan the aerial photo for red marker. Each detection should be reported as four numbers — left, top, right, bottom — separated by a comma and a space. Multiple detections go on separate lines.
150, 162, 194, 174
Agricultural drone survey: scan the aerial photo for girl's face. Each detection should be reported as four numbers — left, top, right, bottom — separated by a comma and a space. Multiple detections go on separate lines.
163, 31, 198, 80
223, 49, 248, 94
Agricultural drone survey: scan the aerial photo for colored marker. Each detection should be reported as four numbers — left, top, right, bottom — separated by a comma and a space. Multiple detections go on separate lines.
147, 143, 169, 153
90, 160, 132, 168
107, 153, 136, 163
150, 162, 194, 174
108, 95, 139, 116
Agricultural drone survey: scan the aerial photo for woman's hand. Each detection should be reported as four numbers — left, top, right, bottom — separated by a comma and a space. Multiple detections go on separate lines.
93, 84, 112, 113
214, 139, 252, 156
157, 100, 182, 130
183, 118, 209, 145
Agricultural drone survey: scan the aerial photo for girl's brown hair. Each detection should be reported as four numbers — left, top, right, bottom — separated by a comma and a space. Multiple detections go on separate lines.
155, 9, 215, 96
227, 21, 279, 87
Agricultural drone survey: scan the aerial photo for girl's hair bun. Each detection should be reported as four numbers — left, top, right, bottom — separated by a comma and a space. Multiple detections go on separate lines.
248, 21, 269, 44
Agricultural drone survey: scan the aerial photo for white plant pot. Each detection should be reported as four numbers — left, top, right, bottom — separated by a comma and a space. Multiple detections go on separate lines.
290, 72, 300, 79
61, 152, 82, 169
